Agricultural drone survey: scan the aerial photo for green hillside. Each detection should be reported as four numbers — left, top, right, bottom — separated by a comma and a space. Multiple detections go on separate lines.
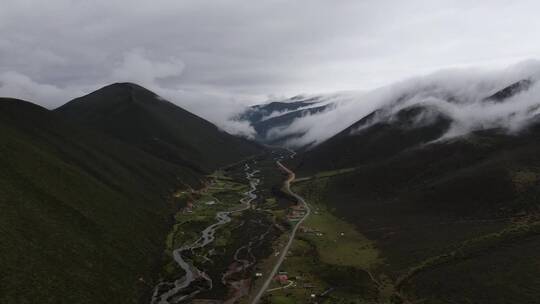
56, 83, 261, 172
0, 94, 261, 303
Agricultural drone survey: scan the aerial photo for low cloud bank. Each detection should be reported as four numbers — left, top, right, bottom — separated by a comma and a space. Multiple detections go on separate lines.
2, 56, 540, 144
259, 60, 540, 148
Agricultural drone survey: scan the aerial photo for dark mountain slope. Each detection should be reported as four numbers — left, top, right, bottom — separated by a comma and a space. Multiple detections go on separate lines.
56, 83, 261, 172
297, 78, 536, 173
484, 78, 533, 102
0, 98, 205, 303
291, 80, 540, 303
296, 104, 452, 174
0, 95, 261, 303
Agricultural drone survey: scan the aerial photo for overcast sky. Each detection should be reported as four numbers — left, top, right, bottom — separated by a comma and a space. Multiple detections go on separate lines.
1, 0, 540, 117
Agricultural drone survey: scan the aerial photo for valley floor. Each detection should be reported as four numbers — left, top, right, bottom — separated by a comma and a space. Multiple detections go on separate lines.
151, 152, 540, 304
150, 150, 302, 303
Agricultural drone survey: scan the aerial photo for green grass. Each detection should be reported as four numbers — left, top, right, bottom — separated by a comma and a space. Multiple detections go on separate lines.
261, 179, 381, 303
293, 180, 380, 270
303, 205, 380, 270
270, 236, 379, 303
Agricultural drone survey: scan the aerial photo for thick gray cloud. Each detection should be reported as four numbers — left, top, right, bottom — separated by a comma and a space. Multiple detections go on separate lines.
268, 60, 540, 148
1, 0, 540, 133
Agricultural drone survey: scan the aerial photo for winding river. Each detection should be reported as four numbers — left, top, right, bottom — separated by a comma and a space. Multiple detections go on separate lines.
221, 218, 273, 303
151, 163, 260, 304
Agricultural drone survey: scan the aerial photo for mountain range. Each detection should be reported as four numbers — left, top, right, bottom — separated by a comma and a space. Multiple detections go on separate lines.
3, 66, 540, 304
225, 72, 540, 302
281, 76, 540, 303
235, 95, 333, 146
236, 66, 540, 150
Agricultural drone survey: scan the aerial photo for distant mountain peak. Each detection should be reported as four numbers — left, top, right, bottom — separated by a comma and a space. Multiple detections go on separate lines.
484, 79, 533, 102
96, 82, 161, 100
55, 82, 170, 116
235, 95, 331, 146
55, 82, 261, 172
97, 82, 154, 93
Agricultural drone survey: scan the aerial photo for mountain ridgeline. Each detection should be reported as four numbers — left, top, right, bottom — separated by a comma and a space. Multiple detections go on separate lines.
297, 78, 540, 172
57, 83, 261, 173
283, 78, 540, 303
0, 84, 261, 304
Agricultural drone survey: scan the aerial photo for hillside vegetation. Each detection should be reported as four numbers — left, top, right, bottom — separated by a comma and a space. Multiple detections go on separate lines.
291, 81, 540, 303
0, 87, 261, 304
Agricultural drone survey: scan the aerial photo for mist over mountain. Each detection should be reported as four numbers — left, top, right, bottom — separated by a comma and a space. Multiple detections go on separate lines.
234, 95, 333, 146
237, 60, 540, 149
277, 61, 540, 304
